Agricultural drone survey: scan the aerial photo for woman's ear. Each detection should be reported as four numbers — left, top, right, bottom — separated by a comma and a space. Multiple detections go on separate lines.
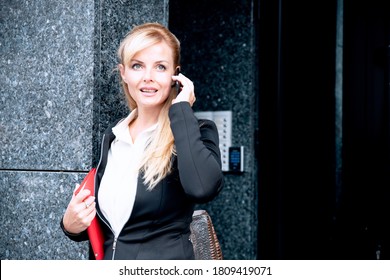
174, 66, 181, 76
118, 64, 126, 82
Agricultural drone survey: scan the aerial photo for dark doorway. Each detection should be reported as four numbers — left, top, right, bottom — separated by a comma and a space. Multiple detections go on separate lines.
257, 0, 337, 259
257, 0, 390, 259
334, 0, 390, 259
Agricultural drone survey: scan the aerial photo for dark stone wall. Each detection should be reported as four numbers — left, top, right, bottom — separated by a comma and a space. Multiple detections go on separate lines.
169, 0, 258, 259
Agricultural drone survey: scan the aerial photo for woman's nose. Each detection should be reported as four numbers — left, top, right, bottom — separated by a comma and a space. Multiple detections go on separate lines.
143, 68, 153, 82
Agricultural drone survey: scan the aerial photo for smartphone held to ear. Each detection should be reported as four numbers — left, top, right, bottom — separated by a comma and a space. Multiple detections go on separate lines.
174, 67, 181, 95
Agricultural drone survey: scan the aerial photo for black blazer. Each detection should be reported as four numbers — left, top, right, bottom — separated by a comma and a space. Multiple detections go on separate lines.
61, 102, 224, 259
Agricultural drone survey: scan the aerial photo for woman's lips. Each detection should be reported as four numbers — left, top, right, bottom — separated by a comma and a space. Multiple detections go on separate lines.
140, 87, 158, 95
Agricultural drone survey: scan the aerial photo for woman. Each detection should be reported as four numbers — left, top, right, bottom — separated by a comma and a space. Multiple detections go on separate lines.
60, 22, 224, 259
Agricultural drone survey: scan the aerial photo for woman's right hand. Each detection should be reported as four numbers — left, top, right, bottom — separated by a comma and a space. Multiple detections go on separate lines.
62, 186, 96, 234
171, 73, 196, 107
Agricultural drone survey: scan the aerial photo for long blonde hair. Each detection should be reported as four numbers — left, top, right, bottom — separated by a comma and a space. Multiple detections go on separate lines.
117, 22, 181, 190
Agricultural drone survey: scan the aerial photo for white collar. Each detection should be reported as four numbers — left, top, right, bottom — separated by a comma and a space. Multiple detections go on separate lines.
112, 109, 158, 144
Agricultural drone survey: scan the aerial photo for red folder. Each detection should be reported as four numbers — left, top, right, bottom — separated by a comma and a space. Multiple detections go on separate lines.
75, 168, 105, 260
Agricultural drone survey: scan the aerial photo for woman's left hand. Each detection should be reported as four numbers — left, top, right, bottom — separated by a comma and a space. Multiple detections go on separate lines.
172, 73, 196, 107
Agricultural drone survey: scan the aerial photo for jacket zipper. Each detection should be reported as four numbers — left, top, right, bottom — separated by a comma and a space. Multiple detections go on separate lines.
95, 133, 117, 259
112, 237, 118, 260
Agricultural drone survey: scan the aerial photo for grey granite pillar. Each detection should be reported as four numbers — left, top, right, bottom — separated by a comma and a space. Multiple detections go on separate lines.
1, 0, 168, 260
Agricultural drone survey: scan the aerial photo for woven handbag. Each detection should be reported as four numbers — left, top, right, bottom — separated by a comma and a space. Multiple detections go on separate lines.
190, 210, 223, 260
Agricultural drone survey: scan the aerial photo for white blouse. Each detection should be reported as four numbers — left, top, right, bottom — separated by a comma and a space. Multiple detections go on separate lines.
98, 109, 157, 237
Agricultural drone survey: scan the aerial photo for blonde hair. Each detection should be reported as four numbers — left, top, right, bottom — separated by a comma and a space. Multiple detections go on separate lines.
117, 22, 181, 190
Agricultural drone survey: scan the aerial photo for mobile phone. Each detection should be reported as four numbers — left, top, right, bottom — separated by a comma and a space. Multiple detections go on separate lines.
174, 67, 181, 95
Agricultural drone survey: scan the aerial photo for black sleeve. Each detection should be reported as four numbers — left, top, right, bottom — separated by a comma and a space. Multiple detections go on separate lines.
60, 217, 89, 242
169, 102, 224, 203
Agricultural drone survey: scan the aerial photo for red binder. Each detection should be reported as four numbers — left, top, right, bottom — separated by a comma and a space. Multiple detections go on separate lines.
74, 168, 105, 260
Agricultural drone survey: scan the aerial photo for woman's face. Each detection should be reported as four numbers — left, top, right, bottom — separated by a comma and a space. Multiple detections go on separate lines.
119, 41, 175, 112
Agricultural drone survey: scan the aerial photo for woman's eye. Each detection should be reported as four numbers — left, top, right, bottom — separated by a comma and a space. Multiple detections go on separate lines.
156, 64, 166, 71
131, 64, 142, 70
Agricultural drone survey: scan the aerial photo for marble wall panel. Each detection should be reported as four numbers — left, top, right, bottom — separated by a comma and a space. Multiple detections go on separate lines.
1, 0, 170, 260
0, 0, 96, 171
0, 171, 89, 260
